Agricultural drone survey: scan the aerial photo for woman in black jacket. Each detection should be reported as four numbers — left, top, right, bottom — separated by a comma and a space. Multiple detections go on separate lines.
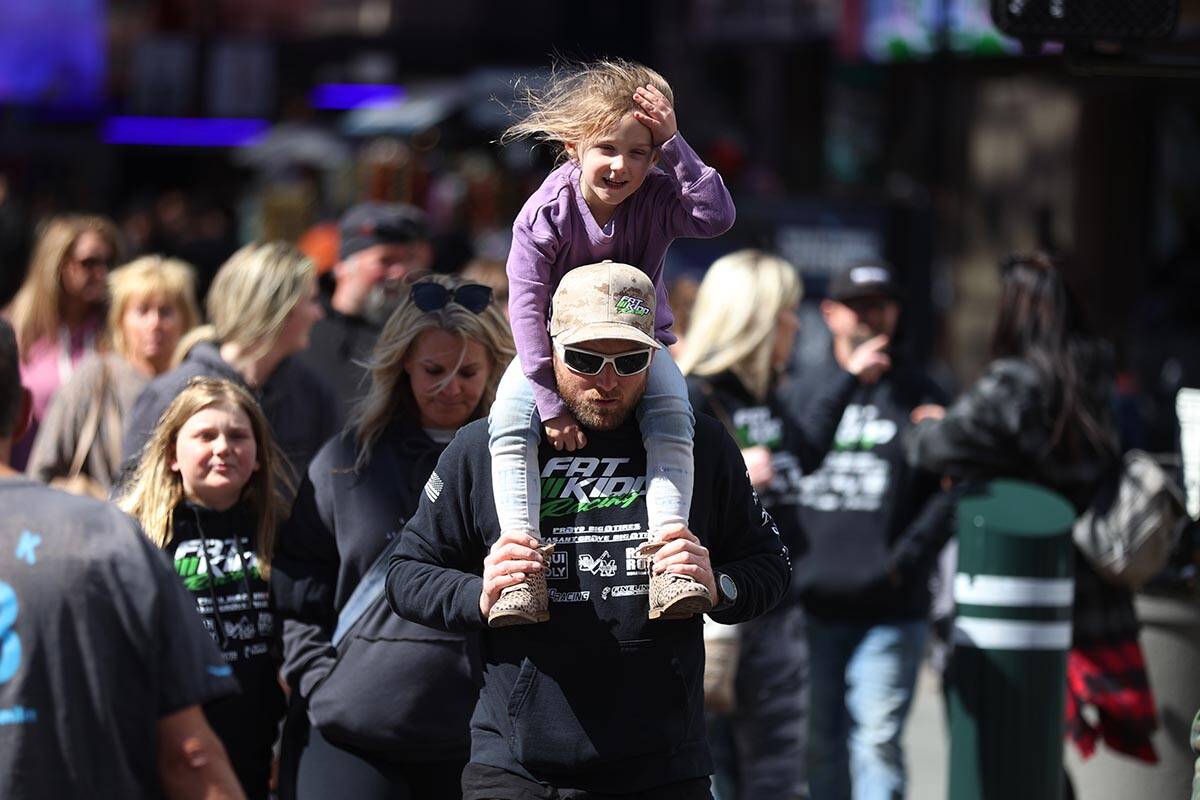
908, 253, 1157, 790
678, 250, 889, 800
272, 274, 513, 799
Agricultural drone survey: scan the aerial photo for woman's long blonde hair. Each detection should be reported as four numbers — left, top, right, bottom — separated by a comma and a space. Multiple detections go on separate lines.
351, 274, 514, 471
119, 377, 292, 574
106, 255, 201, 363
173, 241, 314, 366
501, 58, 673, 161
6, 214, 121, 354
677, 250, 802, 401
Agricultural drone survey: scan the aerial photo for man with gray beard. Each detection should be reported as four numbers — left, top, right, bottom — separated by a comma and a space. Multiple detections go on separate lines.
298, 203, 432, 419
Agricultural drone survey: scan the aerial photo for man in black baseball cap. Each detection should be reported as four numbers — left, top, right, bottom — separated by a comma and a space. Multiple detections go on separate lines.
823, 261, 902, 371
299, 202, 433, 418
781, 258, 954, 800
827, 261, 901, 304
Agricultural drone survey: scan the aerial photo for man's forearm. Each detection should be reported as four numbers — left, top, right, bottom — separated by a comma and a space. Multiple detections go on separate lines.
157, 706, 245, 800
386, 555, 487, 632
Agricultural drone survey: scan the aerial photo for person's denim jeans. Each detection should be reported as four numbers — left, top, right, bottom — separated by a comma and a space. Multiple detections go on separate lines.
806, 617, 927, 800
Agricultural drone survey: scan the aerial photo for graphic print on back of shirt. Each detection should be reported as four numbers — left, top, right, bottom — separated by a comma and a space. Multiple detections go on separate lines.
798, 403, 898, 513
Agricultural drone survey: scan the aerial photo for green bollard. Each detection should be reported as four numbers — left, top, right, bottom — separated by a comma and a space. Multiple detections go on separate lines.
948, 480, 1077, 800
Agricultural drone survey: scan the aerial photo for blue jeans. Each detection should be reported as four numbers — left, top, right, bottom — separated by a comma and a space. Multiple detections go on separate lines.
806, 618, 927, 800
488, 352, 694, 538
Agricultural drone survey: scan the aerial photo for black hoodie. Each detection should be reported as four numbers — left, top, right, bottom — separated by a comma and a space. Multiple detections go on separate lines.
293, 291, 380, 422
780, 359, 957, 623
687, 368, 857, 567
385, 415, 790, 793
122, 341, 340, 485
271, 420, 478, 760
165, 501, 284, 799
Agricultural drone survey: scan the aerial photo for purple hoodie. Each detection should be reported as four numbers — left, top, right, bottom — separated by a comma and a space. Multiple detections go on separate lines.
506, 132, 736, 421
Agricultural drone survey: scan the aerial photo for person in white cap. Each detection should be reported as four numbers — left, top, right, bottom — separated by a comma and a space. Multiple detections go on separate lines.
384, 261, 790, 798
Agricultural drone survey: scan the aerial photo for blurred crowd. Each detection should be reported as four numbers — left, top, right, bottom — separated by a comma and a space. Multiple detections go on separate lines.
2, 195, 1187, 799
1, 51, 1196, 794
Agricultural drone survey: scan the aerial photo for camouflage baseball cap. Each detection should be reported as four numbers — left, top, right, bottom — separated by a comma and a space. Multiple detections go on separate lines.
550, 261, 662, 350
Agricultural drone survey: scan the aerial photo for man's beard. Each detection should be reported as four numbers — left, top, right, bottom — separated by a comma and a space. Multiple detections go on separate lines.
361, 280, 405, 327
557, 374, 645, 432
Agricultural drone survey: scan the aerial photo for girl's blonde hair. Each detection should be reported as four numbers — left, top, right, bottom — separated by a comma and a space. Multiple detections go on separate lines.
173, 241, 314, 366
351, 274, 515, 471
501, 58, 674, 160
6, 214, 121, 354
106, 255, 202, 363
677, 250, 802, 401
119, 377, 292, 575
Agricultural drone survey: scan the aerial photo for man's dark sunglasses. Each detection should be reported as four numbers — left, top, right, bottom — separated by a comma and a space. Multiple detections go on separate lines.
556, 342, 653, 376
410, 282, 493, 314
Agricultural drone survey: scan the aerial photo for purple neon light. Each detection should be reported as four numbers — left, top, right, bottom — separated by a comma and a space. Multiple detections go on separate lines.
102, 116, 269, 147
310, 83, 405, 110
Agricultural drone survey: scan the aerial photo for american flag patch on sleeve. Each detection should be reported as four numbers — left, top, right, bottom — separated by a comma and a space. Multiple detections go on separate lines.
424, 472, 444, 503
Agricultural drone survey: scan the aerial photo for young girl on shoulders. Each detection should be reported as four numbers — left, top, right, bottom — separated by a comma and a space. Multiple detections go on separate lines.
488, 58, 735, 627
120, 376, 291, 800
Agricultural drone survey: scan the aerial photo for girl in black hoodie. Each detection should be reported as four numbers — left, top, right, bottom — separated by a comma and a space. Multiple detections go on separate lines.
272, 274, 514, 800
120, 376, 293, 800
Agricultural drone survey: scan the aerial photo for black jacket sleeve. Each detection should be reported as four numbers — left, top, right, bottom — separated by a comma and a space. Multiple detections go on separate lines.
385, 437, 489, 632
783, 368, 858, 473
705, 424, 792, 624
906, 358, 1042, 478
270, 470, 340, 699
886, 481, 959, 584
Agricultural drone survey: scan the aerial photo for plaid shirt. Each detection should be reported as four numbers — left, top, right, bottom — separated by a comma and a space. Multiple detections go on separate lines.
1065, 556, 1158, 763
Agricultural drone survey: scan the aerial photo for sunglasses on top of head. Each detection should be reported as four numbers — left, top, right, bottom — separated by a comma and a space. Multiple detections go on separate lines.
410, 281, 493, 314
554, 341, 654, 377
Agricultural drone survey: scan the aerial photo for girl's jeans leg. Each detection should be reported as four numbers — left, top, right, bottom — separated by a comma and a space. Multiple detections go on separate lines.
637, 351, 694, 539
488, 359, 542, 536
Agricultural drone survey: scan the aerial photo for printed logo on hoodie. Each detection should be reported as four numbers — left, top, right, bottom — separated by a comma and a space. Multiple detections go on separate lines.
539, 456, 646, 520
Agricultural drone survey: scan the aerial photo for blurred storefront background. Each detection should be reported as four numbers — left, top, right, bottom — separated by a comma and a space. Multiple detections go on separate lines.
2, 0, 1199, 448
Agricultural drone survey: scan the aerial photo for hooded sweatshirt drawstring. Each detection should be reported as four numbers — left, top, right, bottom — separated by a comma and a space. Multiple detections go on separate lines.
189, 503, 230, 650
185, 503, 260, 652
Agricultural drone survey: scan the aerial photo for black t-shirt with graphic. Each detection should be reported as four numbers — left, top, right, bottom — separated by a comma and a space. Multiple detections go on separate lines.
781, 359, 956, 623
687, 372, 807, 554
0, 479, 237, 800
166, 501, 284, 800
385, 415, 790, 794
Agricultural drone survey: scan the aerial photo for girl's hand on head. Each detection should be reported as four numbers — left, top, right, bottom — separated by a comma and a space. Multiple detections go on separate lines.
633, 84, 677, 147
544, 413, 588, 452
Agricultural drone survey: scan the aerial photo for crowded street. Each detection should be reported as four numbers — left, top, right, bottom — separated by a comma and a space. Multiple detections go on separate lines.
2, 2, 1199, 799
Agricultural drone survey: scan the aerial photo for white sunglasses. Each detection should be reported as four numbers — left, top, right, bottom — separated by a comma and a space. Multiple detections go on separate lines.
554, 341, 654, 376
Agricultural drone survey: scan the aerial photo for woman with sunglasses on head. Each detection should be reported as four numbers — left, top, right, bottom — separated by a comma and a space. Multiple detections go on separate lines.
272, 274, 514, 800
4, 214, 120, 469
